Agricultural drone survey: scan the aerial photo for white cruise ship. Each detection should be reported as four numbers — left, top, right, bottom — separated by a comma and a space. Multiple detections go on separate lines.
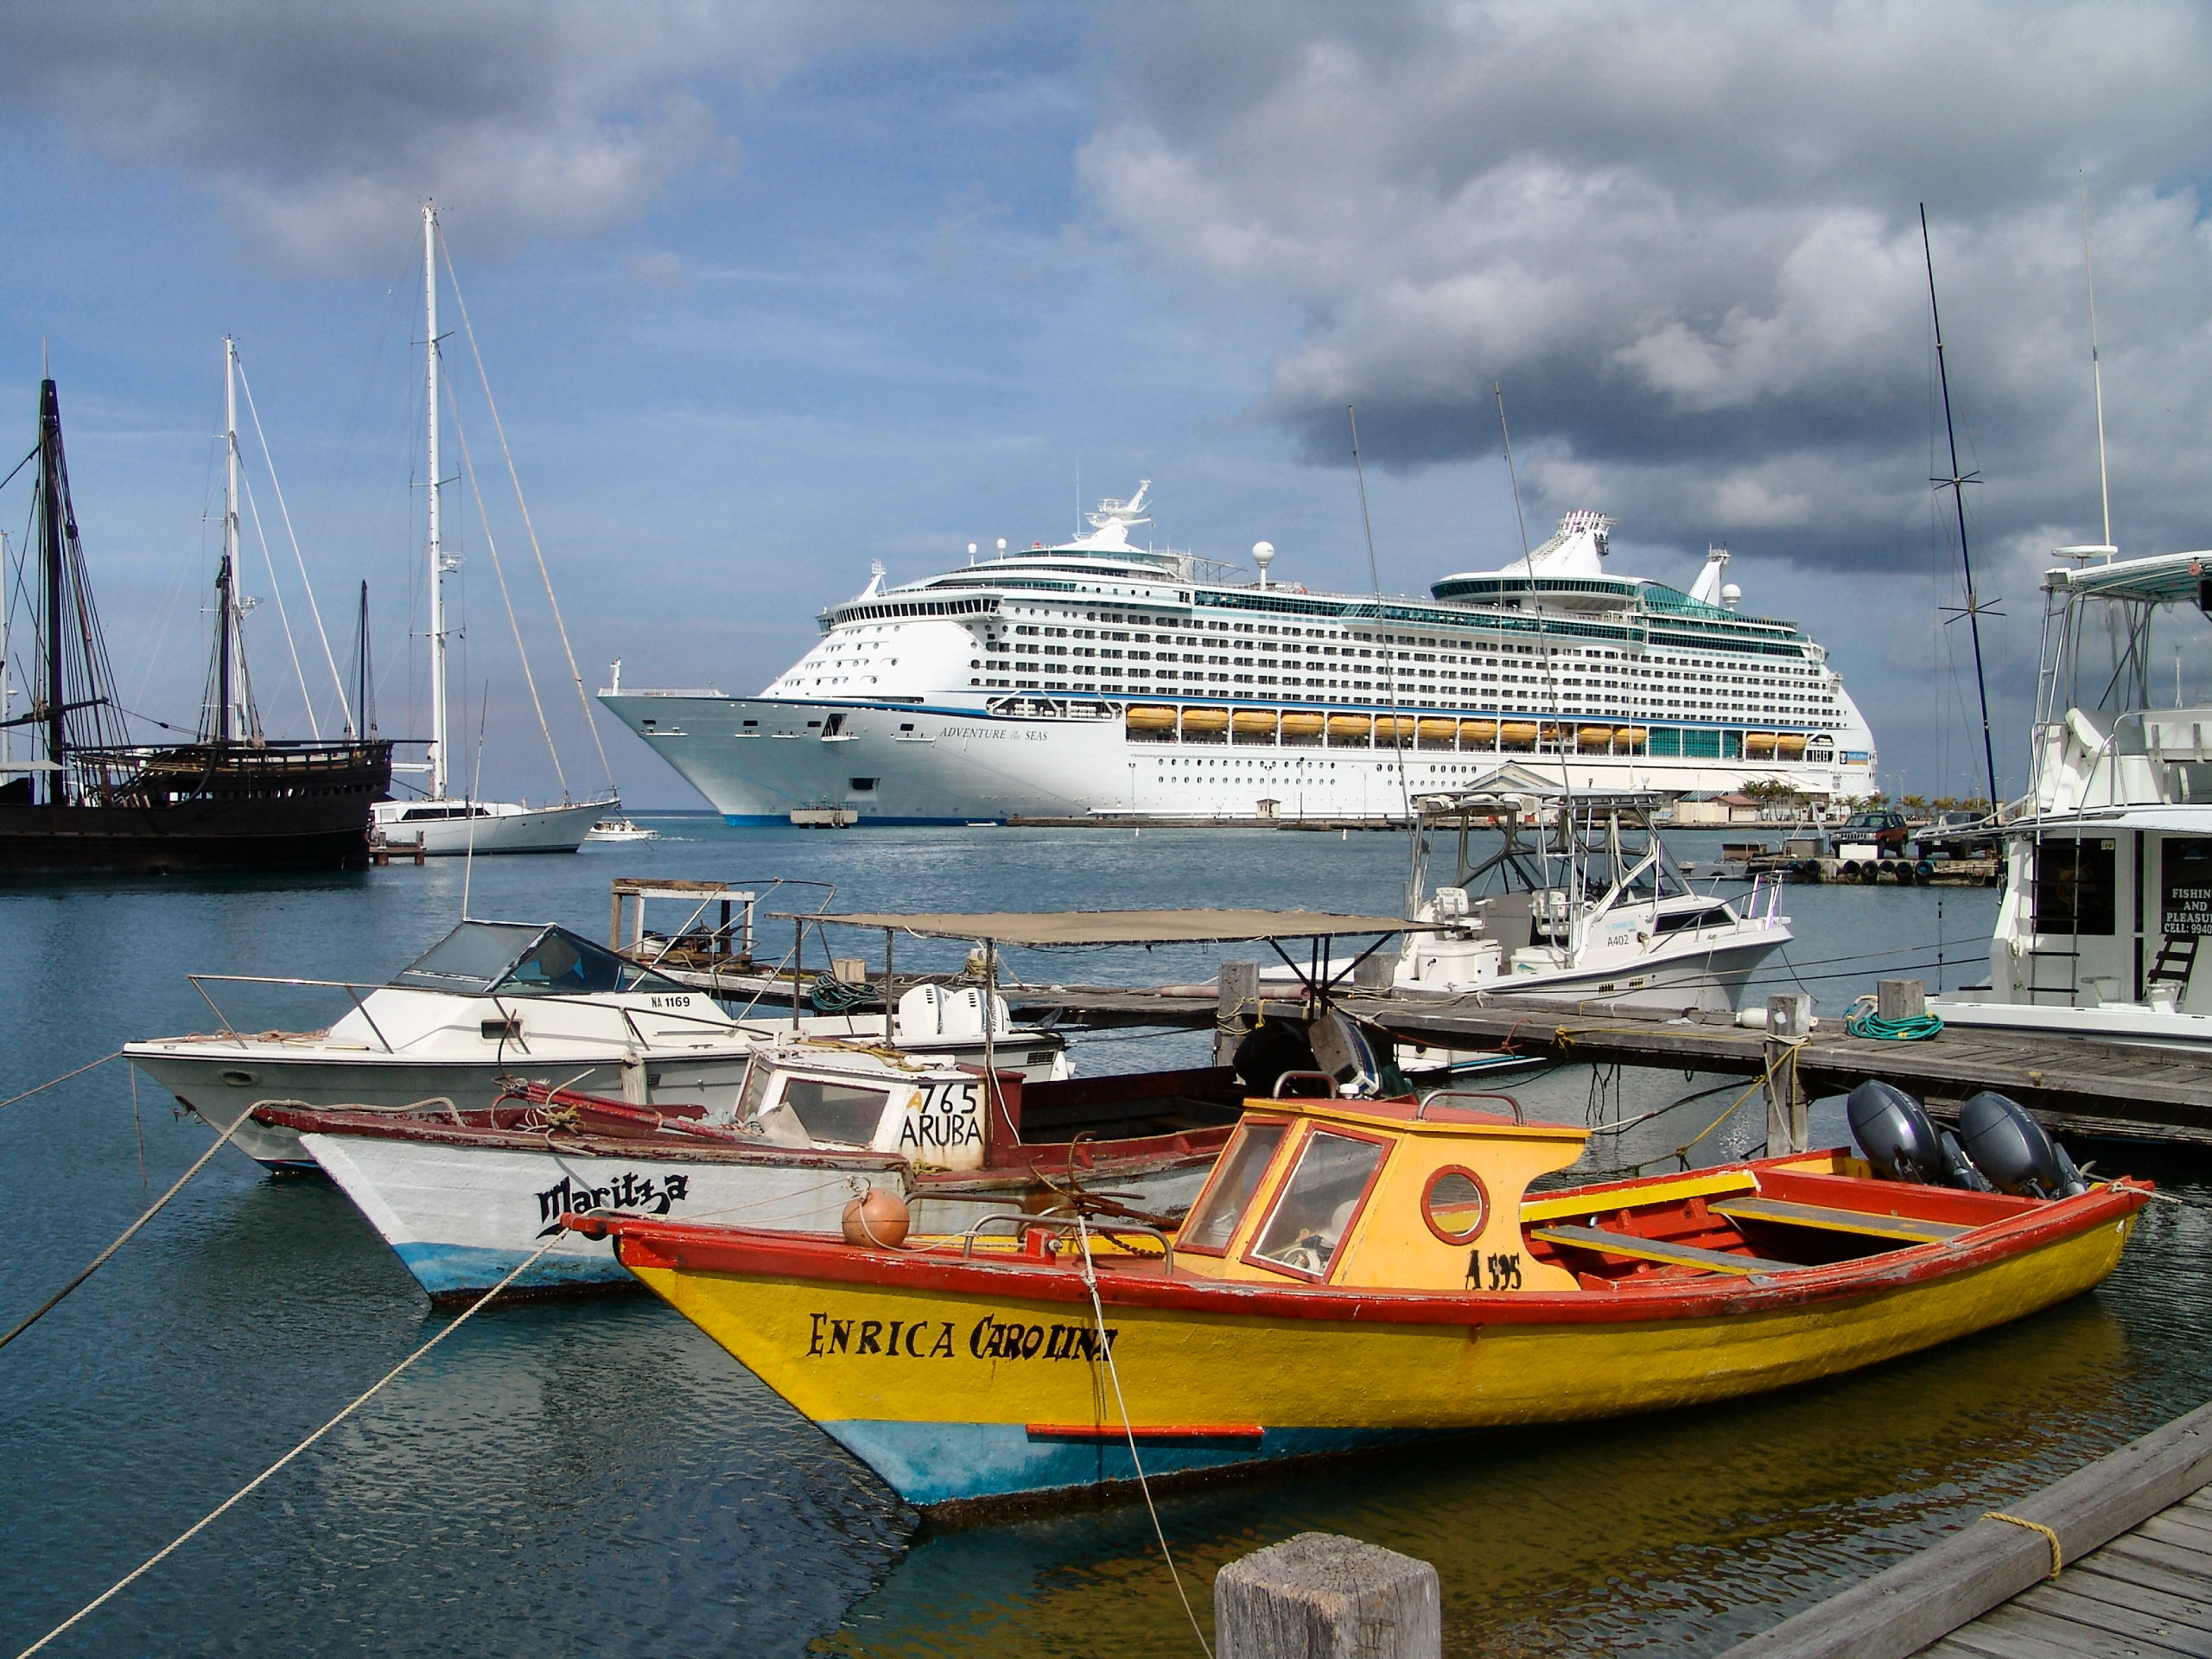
601, 486, 1877, 823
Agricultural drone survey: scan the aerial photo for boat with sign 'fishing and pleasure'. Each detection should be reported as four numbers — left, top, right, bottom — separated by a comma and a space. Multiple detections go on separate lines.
569, 1081, 2148, 1510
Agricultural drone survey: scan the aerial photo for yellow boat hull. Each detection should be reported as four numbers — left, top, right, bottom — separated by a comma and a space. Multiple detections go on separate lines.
614, 1204, 2139, 1505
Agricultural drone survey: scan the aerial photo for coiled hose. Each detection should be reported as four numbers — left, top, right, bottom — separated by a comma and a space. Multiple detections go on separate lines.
1844, 997, 1945, 1041
808, 971, 874, 1014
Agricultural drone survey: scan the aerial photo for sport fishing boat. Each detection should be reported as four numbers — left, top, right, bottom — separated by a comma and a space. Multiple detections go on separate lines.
1268, 779, 1789, 1012
124, 918, 1065, 1171
254, 1045, 1243, 1302
1932, 546, 2212, 1048
600, 489, 1878, 825
573, 1082, 2145, 1507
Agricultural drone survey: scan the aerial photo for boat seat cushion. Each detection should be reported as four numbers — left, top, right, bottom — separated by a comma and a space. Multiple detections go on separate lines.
1526, 1223, 1801, 1275
1713, 1196, 1968, 1243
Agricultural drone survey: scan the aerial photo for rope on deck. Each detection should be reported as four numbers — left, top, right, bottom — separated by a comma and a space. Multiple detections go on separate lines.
13, 1235, 563, 1658
1845, 1005, 1946, 1042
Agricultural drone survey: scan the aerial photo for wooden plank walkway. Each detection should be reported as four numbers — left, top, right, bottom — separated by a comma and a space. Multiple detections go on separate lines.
659, 963, 2212, 1148
1720, 1402, 2212, 1659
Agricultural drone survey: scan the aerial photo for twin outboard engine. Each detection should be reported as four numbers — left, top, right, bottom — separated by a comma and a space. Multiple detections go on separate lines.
1847, 1080, 2084, 1197
1844, 1081, 1990, 1190
1958, 1090, 2090, 1198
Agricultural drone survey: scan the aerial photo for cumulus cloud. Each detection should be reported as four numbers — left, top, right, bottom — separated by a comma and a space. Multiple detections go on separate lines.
0, 0, 988, 274
1081, 1, 2212, 570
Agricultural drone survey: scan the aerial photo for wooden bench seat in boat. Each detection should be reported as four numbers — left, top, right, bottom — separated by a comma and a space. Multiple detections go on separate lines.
1711, 1195, 1970, 1245
1525, 1223, 1802, 1276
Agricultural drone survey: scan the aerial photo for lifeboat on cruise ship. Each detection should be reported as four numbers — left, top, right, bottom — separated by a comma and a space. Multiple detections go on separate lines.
1614, 727, 1648, 750
1777, 734, 1808, 759
1500, 721, 1538, 749
1459, 719, 1498, 745
1743, 731, 1780, 757
1417, 718, 1459, 747
1180, 707, 1230, 738
1232, 710, 1279, 737
1124, 705, 1177, 734
1375, 715, 1417, 746
1326, 714, 1373, 743
1577, 725, 1613, 750
573, 1085, 2151, 1509
1279, 712, 1325, 742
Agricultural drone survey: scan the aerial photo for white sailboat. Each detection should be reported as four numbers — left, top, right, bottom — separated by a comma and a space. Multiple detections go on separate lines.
372, 201, 613, 856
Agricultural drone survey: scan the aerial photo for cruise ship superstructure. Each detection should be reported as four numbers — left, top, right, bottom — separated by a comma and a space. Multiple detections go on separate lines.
601, 487, 1877, 823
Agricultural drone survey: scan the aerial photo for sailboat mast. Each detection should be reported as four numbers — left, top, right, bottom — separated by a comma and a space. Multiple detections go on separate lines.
424, 202, 448, 801
40, 378, 67, 804
1920, 206, 2001, 813
219, 335, 239, 745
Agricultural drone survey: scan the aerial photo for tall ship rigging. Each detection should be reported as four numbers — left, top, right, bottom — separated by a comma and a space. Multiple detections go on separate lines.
602, 485, 1878, 824
0, 357, 392, 872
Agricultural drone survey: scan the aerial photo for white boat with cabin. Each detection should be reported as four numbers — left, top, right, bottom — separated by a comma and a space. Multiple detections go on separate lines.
1933, 548, 2212, 1048
1264, 775, 1791, 1013
124, 918, 1065, 1170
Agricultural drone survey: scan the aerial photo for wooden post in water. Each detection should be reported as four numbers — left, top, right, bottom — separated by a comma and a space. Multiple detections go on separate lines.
1878, 978, 1926, 1021
1764, 993, 1813, 1154
1218, 960, 1260, 1066
1215, 1531, 1440, 1659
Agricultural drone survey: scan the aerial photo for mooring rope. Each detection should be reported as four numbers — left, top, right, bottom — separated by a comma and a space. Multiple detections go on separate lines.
0, 1052, 119, 1116
0, 1105, 256, 1354
14, 1236, 563, 1658
1073, 1211, 1214, 1658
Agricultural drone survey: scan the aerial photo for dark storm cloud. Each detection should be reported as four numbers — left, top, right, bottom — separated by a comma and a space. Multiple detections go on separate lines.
1082, 2, 2212, 575
0, 0, 992, 275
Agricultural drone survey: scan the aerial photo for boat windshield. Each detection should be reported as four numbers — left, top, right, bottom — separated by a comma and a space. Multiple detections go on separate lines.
1251, 1128, 1388, 1275
391, 921, 691, 998
1180, 1121, 1289, 1253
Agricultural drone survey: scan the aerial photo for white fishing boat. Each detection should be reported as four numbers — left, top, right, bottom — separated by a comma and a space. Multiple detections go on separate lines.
1931, 547, 2212, 1050
601, 488, 1878, 824
253, 1048, 1243, 1301
124, 918, 1067, 1170
376, 201, 614, 855
1264, 775, 1790, 1013
584, 815, 659, 843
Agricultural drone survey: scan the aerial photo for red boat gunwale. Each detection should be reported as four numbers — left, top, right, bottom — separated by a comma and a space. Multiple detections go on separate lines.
572, 1152, 2152, 1329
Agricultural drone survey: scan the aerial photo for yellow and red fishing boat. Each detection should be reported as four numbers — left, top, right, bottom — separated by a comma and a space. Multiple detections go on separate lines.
571, 1089, 2150, 1508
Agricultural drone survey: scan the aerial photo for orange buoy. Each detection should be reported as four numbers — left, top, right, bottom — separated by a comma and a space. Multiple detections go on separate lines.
842, 1186, 912, 1249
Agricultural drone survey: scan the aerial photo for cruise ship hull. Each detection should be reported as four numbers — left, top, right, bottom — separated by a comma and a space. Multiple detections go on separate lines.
603, 692, 1863, 825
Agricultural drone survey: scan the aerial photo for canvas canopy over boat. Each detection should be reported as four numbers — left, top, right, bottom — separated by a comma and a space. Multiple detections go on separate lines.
573, 1084, 2148, 1509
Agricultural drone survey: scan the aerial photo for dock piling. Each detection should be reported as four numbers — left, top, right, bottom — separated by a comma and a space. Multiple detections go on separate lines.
1215, 1532, 1440, 1659
1217, 960, 1260, 1066
1878, 978, 1928, 1021
1764, 994, 1812, 1154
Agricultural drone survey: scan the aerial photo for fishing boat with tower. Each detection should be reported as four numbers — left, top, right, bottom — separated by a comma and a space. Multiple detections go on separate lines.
0, 352, 391, 873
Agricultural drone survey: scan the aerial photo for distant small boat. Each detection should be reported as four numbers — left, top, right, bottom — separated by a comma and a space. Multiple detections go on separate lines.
575, 1085, 2149, 1509
585, 816, 659, 843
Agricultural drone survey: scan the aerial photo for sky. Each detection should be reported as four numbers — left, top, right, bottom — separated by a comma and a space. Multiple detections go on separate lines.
2, 0, 2209, 808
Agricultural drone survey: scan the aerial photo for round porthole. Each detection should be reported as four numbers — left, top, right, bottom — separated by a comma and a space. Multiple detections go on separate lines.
1421, 1166, 1489, 1245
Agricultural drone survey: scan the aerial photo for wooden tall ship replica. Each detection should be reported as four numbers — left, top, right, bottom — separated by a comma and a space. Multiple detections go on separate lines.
0, 366, 391, 873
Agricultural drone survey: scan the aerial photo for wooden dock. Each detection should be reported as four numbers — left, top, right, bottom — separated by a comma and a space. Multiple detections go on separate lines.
1721, 1400, 2212, 1659
654, 957, 2212, 1149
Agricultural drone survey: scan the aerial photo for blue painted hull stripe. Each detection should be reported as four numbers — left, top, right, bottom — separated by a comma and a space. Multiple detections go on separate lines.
392, 1241, 630, 1299
817, 1419, 1438, 1506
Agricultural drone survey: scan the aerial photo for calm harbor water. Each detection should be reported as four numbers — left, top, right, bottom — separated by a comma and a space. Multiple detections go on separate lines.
1, 822, 2203, 1657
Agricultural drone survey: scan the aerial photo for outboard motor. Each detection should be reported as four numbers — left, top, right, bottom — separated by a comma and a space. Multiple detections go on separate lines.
1958, 1091, 2090, 1198
1847, 1080, 1949, 1184
1232, 1018, 1319, 1094
1308, 1008, 1381, 1096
